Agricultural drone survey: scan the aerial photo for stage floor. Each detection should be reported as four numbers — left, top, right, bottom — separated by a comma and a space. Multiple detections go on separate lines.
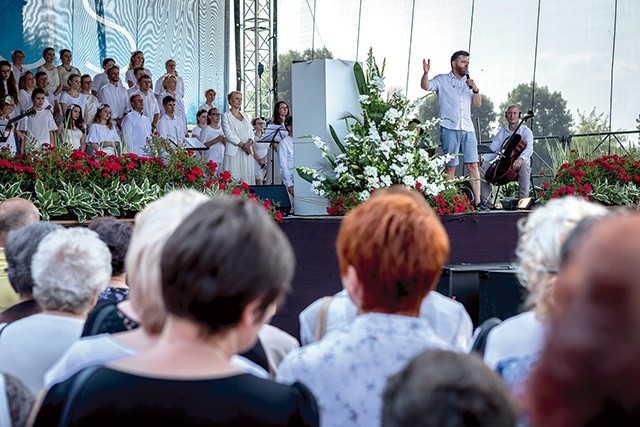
272, 210, 530, 338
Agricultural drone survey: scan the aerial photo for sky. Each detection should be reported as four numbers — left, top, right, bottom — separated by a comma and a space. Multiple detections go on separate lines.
278, 0, 640, 135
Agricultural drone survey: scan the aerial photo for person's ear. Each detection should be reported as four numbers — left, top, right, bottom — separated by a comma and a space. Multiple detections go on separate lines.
342, 265, 364, 308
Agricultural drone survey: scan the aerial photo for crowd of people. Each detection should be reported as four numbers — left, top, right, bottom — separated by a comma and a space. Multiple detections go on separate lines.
0, 48, 295, 190
0, 186, 638, 426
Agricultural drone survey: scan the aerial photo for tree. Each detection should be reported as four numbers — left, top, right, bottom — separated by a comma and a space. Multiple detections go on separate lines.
416, 93, 496, 141
277, 47, 333, 107
499, 82, 573, 138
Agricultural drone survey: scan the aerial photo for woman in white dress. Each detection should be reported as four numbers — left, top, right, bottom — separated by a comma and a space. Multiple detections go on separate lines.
56, 49, 80, 93
59, 74, 86, 119
60, 104, 86, 151
221, 91, 255, 184
190, 109, 207, 139
37, 48, 62, 99
87, 104, 119, 155
198, 107, 226, 174
126, 51, 152, 89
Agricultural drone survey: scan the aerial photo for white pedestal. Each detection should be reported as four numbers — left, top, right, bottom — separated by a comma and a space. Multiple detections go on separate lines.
291, 59, 361, 215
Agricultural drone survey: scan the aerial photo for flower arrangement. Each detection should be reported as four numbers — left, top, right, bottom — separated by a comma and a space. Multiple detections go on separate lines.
538, 150, 640, 206
0, 144, 283, 222
296, 49, 473, 215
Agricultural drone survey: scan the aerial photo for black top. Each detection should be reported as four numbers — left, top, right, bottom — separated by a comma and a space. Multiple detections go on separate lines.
33, 367, 319, 427
81, 302, 139, 337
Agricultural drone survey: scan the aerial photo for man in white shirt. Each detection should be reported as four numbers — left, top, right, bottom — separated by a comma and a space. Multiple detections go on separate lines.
421, 50, 483, 209
278, 187, 454, 427
121, 93, 152, 156
92, 58, 115, 96
156, 95, 185, 143
135, 74, 160, 130
97, 65, 128, 126
278, 116, 294, 195
480, 104, 534, 206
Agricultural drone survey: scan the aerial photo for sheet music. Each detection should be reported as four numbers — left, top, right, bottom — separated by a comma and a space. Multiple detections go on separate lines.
257, 124, 288, 144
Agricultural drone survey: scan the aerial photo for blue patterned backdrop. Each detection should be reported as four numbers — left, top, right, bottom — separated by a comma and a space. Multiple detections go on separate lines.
0, 0, 228, 123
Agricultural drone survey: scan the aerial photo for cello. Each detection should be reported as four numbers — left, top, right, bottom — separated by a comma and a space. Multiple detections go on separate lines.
485, 110, 534, 186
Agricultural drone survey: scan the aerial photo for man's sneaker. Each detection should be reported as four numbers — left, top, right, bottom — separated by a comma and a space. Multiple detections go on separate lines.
475, 201, 489, 211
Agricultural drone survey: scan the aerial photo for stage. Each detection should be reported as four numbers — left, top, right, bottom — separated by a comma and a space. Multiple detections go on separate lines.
272, 210, 530, 339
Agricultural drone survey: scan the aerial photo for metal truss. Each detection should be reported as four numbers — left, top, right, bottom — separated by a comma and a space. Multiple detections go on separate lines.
234, 0, 277, 119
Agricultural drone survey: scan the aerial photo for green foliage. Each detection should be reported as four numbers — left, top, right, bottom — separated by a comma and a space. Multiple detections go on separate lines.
277, 47, 334, 104
499, 82, 573, 137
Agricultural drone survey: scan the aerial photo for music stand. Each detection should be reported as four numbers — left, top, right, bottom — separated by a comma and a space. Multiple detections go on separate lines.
257, 124, 288, 184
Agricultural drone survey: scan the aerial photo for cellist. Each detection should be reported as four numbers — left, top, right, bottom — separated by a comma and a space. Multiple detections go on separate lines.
479, 104, 534, 208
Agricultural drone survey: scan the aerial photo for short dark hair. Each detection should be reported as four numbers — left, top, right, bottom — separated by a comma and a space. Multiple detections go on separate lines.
34, 71, 47, 81
451, 50, 470, 63
102, 57, 115, 68
162, 95, 175, 106
160, 196, 294, 337
31, 87, 45, 101
382, 349, 517, 427
6, 222, 62, 295
88, 216, 133, 276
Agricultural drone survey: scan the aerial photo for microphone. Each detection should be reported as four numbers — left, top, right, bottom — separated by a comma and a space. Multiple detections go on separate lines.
464, 72, 473, 89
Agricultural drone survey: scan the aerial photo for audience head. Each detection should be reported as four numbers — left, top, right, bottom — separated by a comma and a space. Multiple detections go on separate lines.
0, 198, 40, 246
528, 212, 640, 426
88, 216, 133, 277
126, 190, 210, 334
336, 186, 449, 314
515, 196, 607, 319
31, 228, 111, 316
5, 221, 62, 297
382, 349, 517, 427
160, 195, 294, 344
164, 59, 177, 74
0, 373, 34, 427
138, 74, 152, 91
107, 65, 120, 83
196, 108, 207, 125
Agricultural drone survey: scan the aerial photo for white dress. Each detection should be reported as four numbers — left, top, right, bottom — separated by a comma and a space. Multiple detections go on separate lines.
221, 111, 256, 184
62, 127, 83, 150
199, 125, 225, 172
87, 123, 120, 155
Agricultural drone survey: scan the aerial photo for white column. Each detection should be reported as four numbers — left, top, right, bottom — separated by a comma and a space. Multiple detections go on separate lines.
291, 59, 361, 215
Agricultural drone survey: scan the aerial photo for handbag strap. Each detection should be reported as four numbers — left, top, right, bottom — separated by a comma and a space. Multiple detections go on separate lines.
314, 296, 333, 341
58, 366, 101, 427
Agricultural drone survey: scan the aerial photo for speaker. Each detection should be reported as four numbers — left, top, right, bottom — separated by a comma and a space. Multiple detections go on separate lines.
249, 185, 292, 216
478, 269, 529, 323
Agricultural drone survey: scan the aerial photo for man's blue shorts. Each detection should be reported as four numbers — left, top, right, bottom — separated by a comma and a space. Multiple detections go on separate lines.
440, 127, 479, 167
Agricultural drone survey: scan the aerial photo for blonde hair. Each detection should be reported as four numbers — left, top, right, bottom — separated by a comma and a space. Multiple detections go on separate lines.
126, 190, 210, 333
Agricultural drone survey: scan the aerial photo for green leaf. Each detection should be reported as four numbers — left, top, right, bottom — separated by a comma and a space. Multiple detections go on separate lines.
296, 168, 317, 184
329, 125, 347, 153
353, 62, 367, 96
